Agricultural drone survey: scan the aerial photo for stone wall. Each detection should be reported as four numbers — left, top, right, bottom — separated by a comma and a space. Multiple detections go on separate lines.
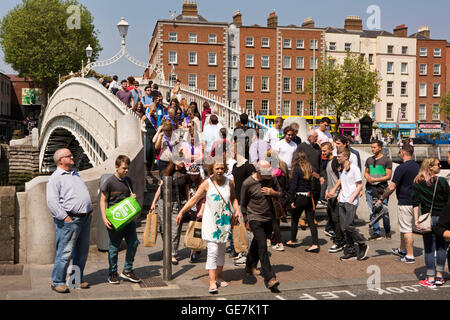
8, 145, 40, 187
0, 145, 9, 186
0, 186, 18, 264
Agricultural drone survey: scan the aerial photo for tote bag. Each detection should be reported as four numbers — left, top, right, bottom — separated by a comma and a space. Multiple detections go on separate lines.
184, 221, 207, 251
143, 209, 158, 247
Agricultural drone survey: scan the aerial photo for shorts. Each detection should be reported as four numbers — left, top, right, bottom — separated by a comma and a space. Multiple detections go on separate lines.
398, 205, 414, 233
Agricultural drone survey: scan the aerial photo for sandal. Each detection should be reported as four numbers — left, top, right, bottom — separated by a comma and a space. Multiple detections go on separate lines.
209, 286, 218, 294
216, 280, 229, 288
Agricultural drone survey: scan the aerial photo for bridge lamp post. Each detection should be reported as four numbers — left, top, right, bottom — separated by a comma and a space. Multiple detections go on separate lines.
117, 17, 129, 47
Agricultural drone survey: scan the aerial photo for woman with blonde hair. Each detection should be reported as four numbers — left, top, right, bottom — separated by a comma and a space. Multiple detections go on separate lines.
287, 151, 320, 252
153, 119, 179, 176
412, 158, 449, 288
176, 160, 241, 294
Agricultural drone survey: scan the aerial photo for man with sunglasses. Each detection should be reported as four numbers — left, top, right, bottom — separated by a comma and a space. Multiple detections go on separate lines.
46, 149, 93, 293
142, 85, 153, 110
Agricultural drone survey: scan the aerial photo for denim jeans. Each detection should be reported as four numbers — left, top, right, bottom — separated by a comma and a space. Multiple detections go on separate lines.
366, 188, 390, 235
423, 216, 449, 277
107, 220, 140, 274
52, 216, 92, 286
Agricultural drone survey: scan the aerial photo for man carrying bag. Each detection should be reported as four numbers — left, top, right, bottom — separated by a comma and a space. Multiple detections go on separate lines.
100, 155, 141, 285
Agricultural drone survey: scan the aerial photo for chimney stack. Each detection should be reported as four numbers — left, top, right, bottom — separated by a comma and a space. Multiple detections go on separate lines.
232, 10, 242, 27
267, 11, 278, 28
393, 24, 408, 37
302, 17, 315, 28
182, 1, 198, 17
344, 16, 363, 31
417, 25, 430, 39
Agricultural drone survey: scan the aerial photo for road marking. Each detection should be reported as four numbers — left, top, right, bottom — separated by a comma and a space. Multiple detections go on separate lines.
275, 295, 286, 300
216, 297, 227, 300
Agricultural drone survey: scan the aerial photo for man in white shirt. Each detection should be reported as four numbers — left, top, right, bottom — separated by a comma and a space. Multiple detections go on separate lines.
337, 148, 369, 261
108, 75, 120, 95
273, 126, 297, 170
317, 117, 333, 146
265, 117, 284, 147
202, 115, 223, 155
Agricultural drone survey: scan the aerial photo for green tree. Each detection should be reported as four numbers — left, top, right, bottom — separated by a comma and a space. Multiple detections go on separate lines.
439, 91, 450, 121
308, 52, 381, 132
0, 0, 102, 103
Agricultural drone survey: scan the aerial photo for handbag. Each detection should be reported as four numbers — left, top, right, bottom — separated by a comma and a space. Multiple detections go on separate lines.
418, 178, 439, 233
143, 209, 158, 247
105, 180, 141, 231
184, 220, 207, 251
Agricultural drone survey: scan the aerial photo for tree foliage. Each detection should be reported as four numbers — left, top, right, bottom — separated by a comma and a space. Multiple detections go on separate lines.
439, 91, 450, 121
308, 52, 381, 132
0, 0, 102, 98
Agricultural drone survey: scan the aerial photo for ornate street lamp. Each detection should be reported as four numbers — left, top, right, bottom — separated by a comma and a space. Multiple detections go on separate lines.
117, 17, 129, 47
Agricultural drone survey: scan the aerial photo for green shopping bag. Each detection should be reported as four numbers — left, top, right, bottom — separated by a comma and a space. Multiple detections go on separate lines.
105, 179, 141, 231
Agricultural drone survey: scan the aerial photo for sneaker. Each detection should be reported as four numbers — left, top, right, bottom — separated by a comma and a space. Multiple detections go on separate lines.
385, 231, 392, 240
357, 244, 369, 260
328, 244, 344, 253
435, 277, 445, 286
51, 284, 70, 293
368, 234, 382, 241
316, 202, 326, 209
233, 252, 245, 260
120, 270, 141, 283
419, 278, 436, 289
272, 243, 285, 251
324, 230, 335, 237
229, 250, 238, 258
340, 252, 357, 261
397, 256, 415, 264
234, 255, 247, 266
108, 272, 120, 284
391, 248, 406, 257
266, 278, 280, 289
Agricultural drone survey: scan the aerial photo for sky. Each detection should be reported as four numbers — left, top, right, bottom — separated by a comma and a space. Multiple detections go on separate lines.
1, 0, 450, 80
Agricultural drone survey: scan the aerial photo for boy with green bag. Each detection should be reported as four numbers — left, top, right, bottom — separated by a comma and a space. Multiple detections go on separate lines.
100, 155, 141, 284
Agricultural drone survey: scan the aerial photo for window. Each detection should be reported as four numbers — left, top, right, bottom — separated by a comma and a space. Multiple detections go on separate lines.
232, 78, 237, 90
296, 101, 304, 115
246, 37, 254, 47
433, 64, 441, 75
310, 39, 318, 50
188, 74, 197, 89
261, 55, 270, 68
400, 104, 407, 120
402, 46, 408, 55
386, 103, 393, 119
188, 52, 197, 65
229, 55, 238, 68
420, 48, 427, 57
368, 54, 373, 64
245, 100, 253, 113
189, 33, 197, 43
208, 52, 217, 65
169, 32, 177, 42
296, 56, 304, 69
261, 100, 269, 115
387, 62, 394, 73
283, 38, 291, 48
433, 83, 441, 97
419, 104, 426, 121
230, 34, 235, 44
310, 57, 318, 70
434, 48, 442, 57
419, 64, 427, 75
283, 100, 291, 115
245, 55, 254, 68
208, 74, 216, 90
169, 73, 177, 86
329, 42, 336, 51
283, 77, 291, 92
387, 81, 393, 95
401, 63, 408, 74
296, 78, 304, 92
296, 39, 304, 49
432, 104, 440, 120
387, 45, 394, 54
169, 51, 177, 64
261, 37, 270, 48
261, 77, 269, 91
345, 43, 351, 51
208, 34, 217, 43
419, 83, 427, 97
401, 82, 407, 95
283, 56, 291, 69
245, 76, 254, 91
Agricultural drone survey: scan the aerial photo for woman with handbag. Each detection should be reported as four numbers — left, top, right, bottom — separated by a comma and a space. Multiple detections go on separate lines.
412, 158, 450, 288
287, 152, 320, 253
176, 160, 241, 294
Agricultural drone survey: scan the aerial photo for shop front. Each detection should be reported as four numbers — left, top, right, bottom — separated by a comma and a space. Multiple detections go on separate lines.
339, 123, 359, 140
378, 123, 416, 138
417, 121, 444, 133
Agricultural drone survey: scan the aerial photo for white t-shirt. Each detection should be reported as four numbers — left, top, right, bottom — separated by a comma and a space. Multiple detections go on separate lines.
332, 148, 359, 170
339, 163, 362, 206
202, 124, 223, 154
264, 127, 283, 147
273, 139, 297, 169
317, 129, 333, 145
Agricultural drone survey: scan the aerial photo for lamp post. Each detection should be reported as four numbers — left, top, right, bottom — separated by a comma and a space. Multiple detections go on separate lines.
117, 17, 129, 47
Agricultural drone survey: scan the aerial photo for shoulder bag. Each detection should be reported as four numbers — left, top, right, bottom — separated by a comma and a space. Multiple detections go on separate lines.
417, 178, 439, 233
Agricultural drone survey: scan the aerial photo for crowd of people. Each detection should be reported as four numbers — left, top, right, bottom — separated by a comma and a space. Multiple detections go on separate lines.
46, 76, 450, 295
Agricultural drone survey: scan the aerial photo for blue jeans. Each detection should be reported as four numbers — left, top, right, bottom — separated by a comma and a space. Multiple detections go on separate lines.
52, 216, 92, 286
366, 188, 390, 235
107, 220, 140, 274
423, 216, 449, 277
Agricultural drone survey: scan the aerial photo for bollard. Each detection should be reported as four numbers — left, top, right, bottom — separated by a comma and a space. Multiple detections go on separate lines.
163, 176, 172, 281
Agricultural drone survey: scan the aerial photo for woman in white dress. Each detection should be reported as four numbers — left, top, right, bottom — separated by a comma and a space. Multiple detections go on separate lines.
176, 160, 241, 294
